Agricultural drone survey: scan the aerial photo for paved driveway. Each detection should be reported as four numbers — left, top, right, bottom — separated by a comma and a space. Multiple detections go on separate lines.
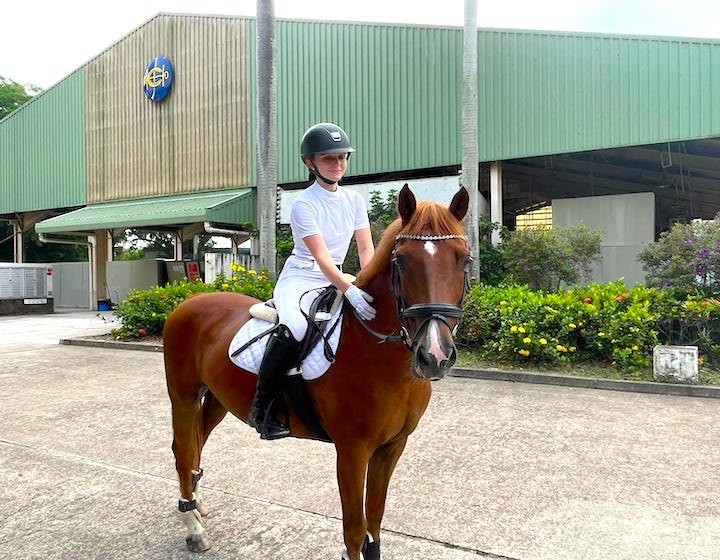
1, 311, 719, 559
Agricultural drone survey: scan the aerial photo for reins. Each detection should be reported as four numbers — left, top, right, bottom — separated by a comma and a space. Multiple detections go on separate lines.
354, 232, 471, 350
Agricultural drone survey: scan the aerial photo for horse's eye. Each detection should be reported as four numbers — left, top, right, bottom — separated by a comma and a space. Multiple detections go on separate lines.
393, 253, 407, 270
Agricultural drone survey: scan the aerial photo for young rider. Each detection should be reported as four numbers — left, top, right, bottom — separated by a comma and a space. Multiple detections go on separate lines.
248, 122, 376, 440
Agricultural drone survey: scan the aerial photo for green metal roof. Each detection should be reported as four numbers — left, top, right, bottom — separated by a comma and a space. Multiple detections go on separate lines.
35, 189, 255, 234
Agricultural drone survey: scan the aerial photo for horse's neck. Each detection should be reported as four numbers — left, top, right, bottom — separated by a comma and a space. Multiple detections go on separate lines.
366, 267, 398, 331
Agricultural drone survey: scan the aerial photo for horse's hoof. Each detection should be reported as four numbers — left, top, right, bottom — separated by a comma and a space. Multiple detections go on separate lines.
186, 534, 212, 553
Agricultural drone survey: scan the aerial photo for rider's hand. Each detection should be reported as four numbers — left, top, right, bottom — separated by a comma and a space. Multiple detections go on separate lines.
344, 285, 376, 321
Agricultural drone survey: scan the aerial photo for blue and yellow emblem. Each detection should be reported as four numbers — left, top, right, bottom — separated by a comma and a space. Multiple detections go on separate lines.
143, 56, 174, 102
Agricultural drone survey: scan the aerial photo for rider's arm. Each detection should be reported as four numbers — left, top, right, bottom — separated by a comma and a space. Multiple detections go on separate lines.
303, 234, 353, 293
354, 227, 375, 269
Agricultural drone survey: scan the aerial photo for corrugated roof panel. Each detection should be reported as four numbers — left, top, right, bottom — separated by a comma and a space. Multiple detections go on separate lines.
4, 17, 720, 218
85, 14, 252, 203
35, 188, 254, 233
477, 30, 720, 160
275, 21, 463, 183
0, 71, 86, 213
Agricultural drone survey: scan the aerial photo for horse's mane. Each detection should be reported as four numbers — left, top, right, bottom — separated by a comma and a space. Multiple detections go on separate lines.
356, 200, 466, 288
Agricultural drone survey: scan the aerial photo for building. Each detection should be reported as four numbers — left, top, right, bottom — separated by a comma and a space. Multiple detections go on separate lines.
2, 13, 719, 308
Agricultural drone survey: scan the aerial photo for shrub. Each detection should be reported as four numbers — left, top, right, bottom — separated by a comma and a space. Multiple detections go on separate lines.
111, 264, 275, 339
458, 280, 668, 379
638, 214, 720, 296
501, 222, 602, 291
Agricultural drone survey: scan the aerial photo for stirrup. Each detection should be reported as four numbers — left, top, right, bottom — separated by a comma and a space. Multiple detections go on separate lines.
258, 400, 291, 440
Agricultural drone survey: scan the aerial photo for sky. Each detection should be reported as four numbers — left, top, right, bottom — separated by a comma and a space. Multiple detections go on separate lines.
3, 0, 720, 89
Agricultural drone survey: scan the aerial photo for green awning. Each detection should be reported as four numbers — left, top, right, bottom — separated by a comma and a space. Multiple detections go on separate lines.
35, 189, 256, 234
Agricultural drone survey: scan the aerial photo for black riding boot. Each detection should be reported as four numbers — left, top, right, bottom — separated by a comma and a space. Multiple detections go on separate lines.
248, 325, 299, 440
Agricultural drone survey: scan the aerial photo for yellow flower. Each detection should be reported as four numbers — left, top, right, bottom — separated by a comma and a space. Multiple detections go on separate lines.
568, 323, 576, 329
518, 326, 526, 333
230, 276, 237, 282
522, 337, 532, 344
556, 344, 567, 352
510, 325, 518, 333
238, 266, 246, 273
230, 262, 239, 271
221, 283, 229, 291
152, 312, 157, 318
599, 332, 606, 337
500, 300, 507, 305
539, 338, 547, 345
249, 270, 257, 276
569, 346, 576, 352
518, 349, 530, 356
632, 345, 639, 351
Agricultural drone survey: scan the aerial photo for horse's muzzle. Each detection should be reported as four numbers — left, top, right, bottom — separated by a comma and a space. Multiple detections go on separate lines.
411, 318, 458, 380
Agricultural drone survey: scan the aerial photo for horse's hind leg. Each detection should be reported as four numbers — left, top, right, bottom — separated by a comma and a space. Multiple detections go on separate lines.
363, 437, 409, 560
169, 386, 223, 553
193, 390, 228, 516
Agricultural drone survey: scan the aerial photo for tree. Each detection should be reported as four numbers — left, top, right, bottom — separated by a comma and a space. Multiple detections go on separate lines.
462, 0, 480, 281
637, 214, 720, 296
502, 223, 602, 291
0, 76, 41, 120
256, 0, 278, 278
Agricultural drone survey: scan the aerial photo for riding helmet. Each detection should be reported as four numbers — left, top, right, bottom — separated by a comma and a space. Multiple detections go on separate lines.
300, 122, 355, 160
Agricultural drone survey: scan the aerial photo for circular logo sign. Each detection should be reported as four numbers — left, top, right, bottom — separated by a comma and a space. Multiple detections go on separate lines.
143, 56, 174, 103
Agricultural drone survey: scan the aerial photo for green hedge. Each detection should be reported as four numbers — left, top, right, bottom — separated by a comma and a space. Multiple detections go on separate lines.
458, 280, 720, 378
110, 264, 273, 339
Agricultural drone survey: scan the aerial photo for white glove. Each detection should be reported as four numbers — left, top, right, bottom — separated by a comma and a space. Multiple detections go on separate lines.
344, 285, 376, 321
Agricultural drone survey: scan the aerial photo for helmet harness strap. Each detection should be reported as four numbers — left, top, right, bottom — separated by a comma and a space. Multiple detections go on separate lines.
308, 153, 351, 186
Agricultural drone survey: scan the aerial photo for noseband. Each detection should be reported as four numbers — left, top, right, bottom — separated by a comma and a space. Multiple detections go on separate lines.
356, 233, 471, 350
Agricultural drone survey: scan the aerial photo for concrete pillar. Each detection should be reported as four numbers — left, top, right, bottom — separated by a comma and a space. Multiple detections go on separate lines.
92, 231, 109, 308
12, 220, 24, 263
173, 232, 183, 261
490, 161, 503, 246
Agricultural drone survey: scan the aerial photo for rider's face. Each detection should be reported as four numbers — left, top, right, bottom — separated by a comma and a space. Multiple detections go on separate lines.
309, 153, 348, 184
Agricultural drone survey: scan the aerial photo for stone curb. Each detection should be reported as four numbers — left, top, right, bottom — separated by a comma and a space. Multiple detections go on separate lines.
61, 337, 720, 399
59, 337, 163, 353
450, 367, 720, 399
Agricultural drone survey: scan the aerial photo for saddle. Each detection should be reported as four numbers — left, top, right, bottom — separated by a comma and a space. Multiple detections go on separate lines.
246, 281, 347, 365
234, 275, 355, 443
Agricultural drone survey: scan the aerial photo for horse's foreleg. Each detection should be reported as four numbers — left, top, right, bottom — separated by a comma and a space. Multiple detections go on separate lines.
336, 444, 372, 560
363, 437, 409, 560
170, 394, 213, 552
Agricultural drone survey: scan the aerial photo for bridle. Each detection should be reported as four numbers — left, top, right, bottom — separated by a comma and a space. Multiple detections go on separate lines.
355, 232, 472, 350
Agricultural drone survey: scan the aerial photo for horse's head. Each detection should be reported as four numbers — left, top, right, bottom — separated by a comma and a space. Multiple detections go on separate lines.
391, 184, 471, 380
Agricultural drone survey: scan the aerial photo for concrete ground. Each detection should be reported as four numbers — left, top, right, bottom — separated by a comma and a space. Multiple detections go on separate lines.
1, 310, 719, 559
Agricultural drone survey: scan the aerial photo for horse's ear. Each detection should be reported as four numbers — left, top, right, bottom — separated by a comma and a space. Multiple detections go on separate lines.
397, 183, 417, 225
449, 186, 470, 221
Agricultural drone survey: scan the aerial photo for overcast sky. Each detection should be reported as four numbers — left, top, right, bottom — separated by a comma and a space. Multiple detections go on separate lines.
3, 0, 720, 89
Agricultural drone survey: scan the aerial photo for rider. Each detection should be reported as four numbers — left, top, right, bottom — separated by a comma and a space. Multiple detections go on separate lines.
248, 122, 377, 440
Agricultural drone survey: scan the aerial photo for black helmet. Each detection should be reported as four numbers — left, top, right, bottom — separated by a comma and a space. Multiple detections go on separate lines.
300, 122, 355, 160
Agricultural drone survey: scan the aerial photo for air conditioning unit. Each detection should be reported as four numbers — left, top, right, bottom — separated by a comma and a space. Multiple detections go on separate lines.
0, 263, 54, 315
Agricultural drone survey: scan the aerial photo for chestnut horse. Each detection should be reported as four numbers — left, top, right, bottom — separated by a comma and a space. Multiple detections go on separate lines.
163, 184, 470, 559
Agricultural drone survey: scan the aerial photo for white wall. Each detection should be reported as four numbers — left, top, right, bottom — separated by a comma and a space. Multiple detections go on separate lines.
552, 192, 655, 286
279, 176, 481, 224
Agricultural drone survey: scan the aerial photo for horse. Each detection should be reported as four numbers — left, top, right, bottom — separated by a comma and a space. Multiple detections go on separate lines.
163, 184, 471, 560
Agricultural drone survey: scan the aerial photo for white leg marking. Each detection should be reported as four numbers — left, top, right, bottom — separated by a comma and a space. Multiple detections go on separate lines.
191, 469, 209, 516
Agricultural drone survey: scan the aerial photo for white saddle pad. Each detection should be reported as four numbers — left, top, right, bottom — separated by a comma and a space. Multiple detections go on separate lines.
228, 308, 343, 381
